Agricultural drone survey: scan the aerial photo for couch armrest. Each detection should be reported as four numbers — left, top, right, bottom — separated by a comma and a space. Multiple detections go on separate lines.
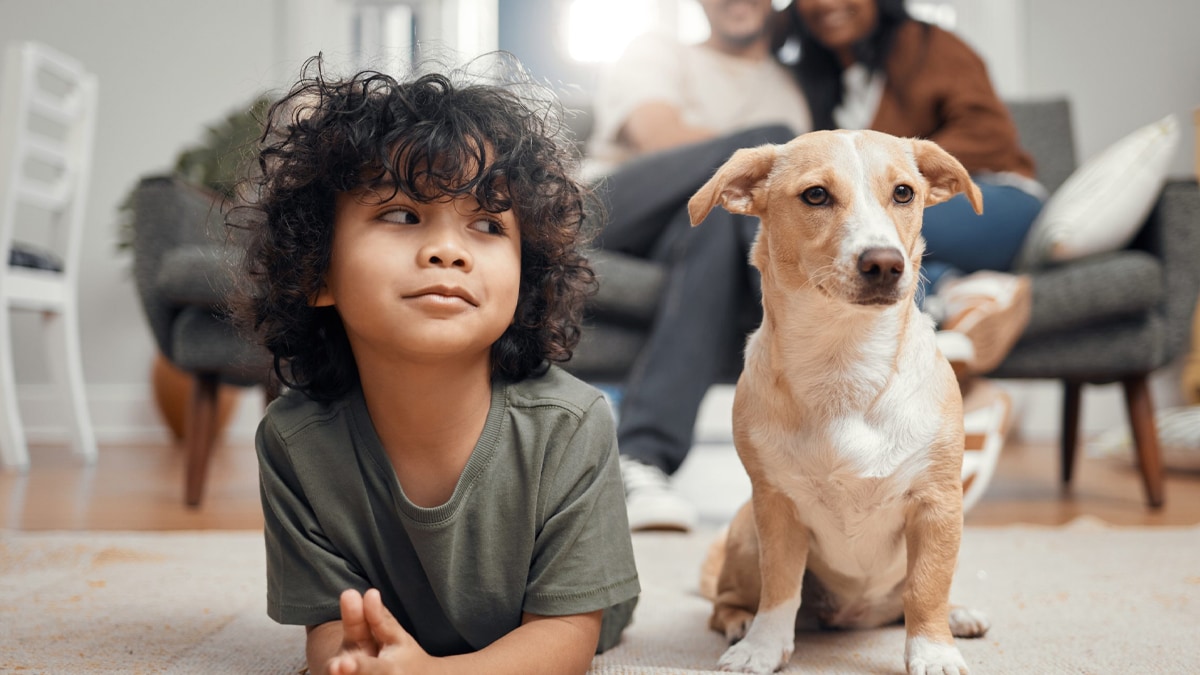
157, 245, 240, 307
587, 249, 668, 324
1140, 179, 1200, 359
1025, 250, 1163, 339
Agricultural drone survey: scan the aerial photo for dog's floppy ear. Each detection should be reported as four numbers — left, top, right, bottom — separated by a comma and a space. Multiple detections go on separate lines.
911, 139, 984, 214
688, 144, 778, 226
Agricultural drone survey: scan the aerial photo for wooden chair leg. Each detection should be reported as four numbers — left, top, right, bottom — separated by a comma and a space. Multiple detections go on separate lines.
184, 373, 221, 508
1121, 375, 1165, 508
1061, 379, 1082, 487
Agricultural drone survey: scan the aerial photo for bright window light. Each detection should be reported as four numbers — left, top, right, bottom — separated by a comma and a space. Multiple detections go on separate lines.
565, 0, 655, 63
677, 1, 709, 44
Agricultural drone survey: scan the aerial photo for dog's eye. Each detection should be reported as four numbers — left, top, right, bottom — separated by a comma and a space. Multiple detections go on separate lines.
800, 187, 828, 206
893, 185, 914, 204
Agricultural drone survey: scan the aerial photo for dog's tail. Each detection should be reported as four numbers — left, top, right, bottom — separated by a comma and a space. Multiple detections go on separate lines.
698, 524, 729, 602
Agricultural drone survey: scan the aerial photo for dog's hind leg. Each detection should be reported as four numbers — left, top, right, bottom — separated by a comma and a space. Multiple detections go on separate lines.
717, 486, 808, 674
708, 502, 761, 641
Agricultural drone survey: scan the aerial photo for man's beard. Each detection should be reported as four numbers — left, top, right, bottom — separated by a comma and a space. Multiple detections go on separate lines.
717, 27, 766, 50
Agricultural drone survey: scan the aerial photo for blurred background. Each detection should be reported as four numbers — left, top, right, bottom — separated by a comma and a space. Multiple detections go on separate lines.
1, 0, 1197, 446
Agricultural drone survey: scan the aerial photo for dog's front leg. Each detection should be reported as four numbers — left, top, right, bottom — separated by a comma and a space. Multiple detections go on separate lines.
719, 484, 808, 674
903, 492, 969, 675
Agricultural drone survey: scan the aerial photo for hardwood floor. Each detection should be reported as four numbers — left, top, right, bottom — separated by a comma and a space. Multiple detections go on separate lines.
2, 435, 1198, 530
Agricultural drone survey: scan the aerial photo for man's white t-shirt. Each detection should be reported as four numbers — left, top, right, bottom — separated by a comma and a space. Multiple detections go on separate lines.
584, 32, 811, 179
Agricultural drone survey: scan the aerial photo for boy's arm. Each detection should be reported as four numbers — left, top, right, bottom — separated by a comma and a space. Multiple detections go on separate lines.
317, 589, 602, 675
306, 621, 347, 675
438, 610, 602, 675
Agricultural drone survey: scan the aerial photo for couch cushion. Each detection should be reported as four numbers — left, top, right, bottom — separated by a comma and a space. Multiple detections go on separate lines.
1016, 114, 1180, 268
1007, 98, 1077, 195
1024, 249, 1163, 338
587, 249, 667, 323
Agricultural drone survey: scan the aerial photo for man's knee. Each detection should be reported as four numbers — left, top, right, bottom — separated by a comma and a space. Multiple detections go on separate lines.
723, 124, 797, 150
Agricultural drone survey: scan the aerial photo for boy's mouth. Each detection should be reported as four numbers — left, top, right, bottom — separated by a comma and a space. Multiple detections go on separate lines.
406, 284, 479, 307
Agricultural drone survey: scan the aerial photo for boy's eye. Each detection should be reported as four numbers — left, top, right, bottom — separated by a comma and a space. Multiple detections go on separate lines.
470, 218, 505, 235
380, 208, 418, 224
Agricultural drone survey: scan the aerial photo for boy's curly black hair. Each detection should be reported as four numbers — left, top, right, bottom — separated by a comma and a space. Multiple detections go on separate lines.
229, 54, 597, 401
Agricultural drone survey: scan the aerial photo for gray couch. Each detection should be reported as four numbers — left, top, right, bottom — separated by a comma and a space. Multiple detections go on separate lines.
563, 99, 1200, 508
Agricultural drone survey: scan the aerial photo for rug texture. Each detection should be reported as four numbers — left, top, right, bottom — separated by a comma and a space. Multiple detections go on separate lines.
1, 518, 1197, 674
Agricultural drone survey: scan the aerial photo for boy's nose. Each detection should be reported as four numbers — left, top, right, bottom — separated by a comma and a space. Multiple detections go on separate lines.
421, 237, 471, 269
428, 252, 466, 267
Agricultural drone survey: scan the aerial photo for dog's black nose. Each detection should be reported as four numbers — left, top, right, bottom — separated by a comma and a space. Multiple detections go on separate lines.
858, 247, 905, 286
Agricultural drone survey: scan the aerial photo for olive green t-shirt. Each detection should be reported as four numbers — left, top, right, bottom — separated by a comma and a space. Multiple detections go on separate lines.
257, 365, 640, 656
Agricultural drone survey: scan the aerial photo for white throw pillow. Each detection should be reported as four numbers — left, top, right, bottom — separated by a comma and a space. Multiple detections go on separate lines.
1016, 114, 1181, 269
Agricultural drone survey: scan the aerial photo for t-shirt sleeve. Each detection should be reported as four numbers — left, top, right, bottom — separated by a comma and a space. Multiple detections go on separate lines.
523, 396, 640, 617
257, 415, 369, 626
589, 33, 686, 149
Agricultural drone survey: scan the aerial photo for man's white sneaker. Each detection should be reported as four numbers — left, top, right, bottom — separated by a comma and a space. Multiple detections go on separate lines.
619, 456, 697, 532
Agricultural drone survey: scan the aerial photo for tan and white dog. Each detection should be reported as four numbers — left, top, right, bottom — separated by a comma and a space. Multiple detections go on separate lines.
690, 130, 990, 675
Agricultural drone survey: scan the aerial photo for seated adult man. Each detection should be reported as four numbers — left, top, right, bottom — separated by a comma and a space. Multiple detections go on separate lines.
585, 0, 811, 532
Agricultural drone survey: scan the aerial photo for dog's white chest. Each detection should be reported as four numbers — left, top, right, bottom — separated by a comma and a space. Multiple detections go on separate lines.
746, 370, 946, 590
826, 411, 933, 478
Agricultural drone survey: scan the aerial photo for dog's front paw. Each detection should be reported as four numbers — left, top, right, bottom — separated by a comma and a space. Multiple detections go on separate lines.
905, 636, 968, 675
949, 606, 990, 638
718, 638, 792, 674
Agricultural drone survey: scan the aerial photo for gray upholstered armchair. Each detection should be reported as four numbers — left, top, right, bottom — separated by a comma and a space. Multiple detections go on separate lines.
994, 102, 1200, 508
130, 175, 274, 507
563, 98, 1200, 509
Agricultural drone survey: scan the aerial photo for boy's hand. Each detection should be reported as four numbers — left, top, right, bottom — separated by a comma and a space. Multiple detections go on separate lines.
327, 589, 434, 675
334, 589, 380, 659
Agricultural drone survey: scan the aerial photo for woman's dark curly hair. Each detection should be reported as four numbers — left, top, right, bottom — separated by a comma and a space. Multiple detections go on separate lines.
229, 54, 596, 401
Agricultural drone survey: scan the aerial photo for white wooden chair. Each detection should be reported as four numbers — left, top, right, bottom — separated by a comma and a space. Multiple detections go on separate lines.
0, 41, 98, 469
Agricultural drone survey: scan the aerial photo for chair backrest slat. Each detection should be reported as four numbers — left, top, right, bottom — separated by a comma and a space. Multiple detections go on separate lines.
16, 176, 71, 211
0, 41, 97, 283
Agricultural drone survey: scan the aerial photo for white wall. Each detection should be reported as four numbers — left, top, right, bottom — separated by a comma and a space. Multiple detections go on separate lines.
0, 0, 349, 443
0, 0, 1196, 446
1025, 0, 1199, 179
953, 0, 1198, 179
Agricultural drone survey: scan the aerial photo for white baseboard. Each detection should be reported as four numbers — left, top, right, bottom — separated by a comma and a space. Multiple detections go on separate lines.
17, 383, 266, 445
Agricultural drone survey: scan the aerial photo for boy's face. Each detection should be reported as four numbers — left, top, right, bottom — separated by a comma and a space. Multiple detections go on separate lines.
315, 187, 522, 369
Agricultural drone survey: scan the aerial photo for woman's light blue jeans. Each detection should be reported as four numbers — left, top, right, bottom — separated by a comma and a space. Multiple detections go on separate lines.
918, 180, 1044, 304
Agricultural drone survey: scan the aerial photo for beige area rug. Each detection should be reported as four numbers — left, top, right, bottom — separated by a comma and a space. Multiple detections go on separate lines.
1, 519, 1198, 674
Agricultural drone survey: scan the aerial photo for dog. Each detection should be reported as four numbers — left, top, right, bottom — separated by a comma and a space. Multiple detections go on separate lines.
689, 129, 990, 675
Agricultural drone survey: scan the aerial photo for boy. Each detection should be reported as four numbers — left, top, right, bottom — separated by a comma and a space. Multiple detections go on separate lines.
231, 55, 639, 675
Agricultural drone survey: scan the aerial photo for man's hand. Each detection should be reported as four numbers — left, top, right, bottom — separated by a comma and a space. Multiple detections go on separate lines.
326, 589, 434, 675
